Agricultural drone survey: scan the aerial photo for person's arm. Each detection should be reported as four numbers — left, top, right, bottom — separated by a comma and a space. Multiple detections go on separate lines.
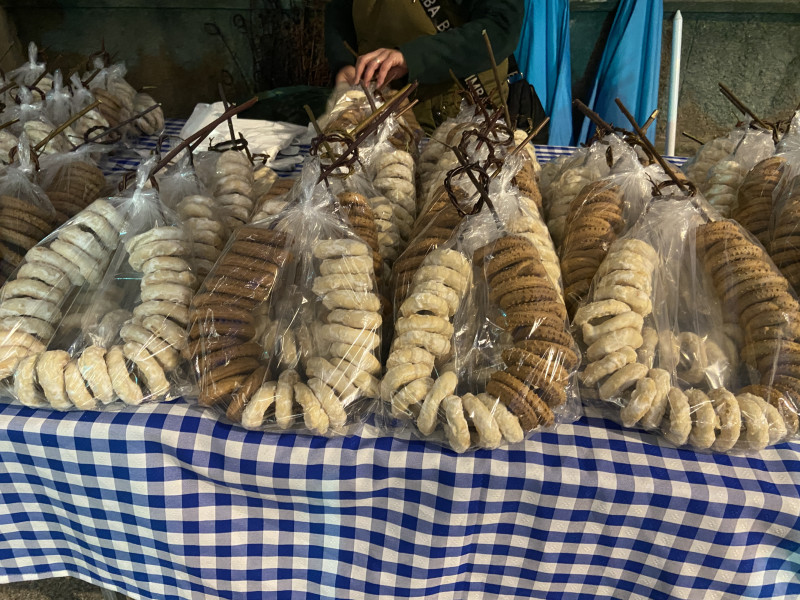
324, 0, 357, 78
399, 0, 525, 85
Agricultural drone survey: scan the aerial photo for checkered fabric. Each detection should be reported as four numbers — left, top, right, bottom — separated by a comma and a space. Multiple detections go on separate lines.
0, 399, 798, 600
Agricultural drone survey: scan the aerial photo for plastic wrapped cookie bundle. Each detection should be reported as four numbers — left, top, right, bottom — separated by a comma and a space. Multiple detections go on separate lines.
6, 88, 74, 156
574, 234, 659, 411
158, 155, 229, 280
0, 137, 59, 282
86, 60, 135, 130
366, 119, 417, 246
0, 197, 123, 406
682, 123, 751, 185
43, 71, 73, 132
759, 112, 800, 291
37, 147, 107, 222
189, 160, 381, 435
131, 92, 165, 136
7, 43, 46, 90
319, 86, 371, 133
511, 130, 543, 216
211, 150, 255, 230
698, 126, 774, 217
585, 200, 797, 451
696, 220, 800, 441
68, 73, 111, 141
251, 176, 296, 222
383, 170, 581, 452
2, 160, 199, 410
559, 155, 661, 316
541, 137, 616, 248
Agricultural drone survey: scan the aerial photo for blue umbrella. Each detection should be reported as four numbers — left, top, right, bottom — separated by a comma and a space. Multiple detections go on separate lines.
578, 0, 663, 144
514, 0, 573, 146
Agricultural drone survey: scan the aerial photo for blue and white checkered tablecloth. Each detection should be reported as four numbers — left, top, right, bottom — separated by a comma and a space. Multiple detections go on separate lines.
1, 398, 798, 600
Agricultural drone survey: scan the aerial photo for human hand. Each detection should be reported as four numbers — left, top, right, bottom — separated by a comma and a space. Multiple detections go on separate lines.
336, 65, 356, 85
354, 48, 408, 88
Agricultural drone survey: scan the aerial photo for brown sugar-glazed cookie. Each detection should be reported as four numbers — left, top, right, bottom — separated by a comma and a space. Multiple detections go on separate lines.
559, 181, 625, 317
697, 220, 800, 437
768, 175, 800, 293
0, 195, 58, 284
190, 225, 291, 407
337, 191, 382, 276
731, 156, 786, 247
478, 235, 575, 431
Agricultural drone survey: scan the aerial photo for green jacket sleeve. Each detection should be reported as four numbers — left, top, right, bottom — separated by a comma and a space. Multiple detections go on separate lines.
399, 0, 525, 85
325, 0, 357, 77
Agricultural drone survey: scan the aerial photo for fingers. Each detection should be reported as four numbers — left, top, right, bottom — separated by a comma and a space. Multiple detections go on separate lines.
354, 50, 383, 85
336, 66, 356, 85
355, 48, 392, 85
375, 58, 396, 89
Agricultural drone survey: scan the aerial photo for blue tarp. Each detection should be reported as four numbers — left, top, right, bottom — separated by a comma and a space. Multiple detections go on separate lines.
515, 0, 573, 146
578, 0, 663, 144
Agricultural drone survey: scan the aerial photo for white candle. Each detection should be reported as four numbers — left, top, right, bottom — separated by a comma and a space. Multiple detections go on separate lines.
665, 10, 683, 157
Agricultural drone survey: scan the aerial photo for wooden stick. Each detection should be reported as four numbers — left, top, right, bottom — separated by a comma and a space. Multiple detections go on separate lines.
642, 109, 659, 134
0, 118, 18, 133
304, 104, 336, 160
573, 98, 614, 134
718, 83, 770, 131
0, 80, 18, 96
509, 117, 550, 157
0, 41, 15, 64
34, 100, 101, 153
352, 82, 416, 138
615, 97, 687, 192
343, 41, 359, 59
147, 97, 258, 180
78, 102, 162, 147
218, 83, 237, 142
482, 30, 512, 127
682, 131, 704, 145
394, 99, 419, 120
359, 82, 377, 113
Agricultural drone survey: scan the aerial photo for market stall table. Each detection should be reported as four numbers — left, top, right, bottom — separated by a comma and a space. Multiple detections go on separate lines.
2, 123, 796, 599
0, 400, 798, 600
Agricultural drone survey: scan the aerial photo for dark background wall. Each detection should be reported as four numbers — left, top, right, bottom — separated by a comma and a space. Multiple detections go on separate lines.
3, 0, 799, 155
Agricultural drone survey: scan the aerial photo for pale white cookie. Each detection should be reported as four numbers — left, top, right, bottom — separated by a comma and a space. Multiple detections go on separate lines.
313, 239, 369, 259
36, 350, 72, 410
276, 370, 300, 429
708, 388, 741, 452
14, 353, 44, 407
307, 377, 347, 428
640, 368, 670, 430
478, 393, 524, 443
664, 388, 692, 447
620, 377, 656, 428
463, 392, 502, 449
80, 346, 115, 404
322, 290, 381, 312
294, 382, 329, 435
735, 393, 770, 451
686, 388, 719, 450
417, 371, 458, 435
580, 346, 637, 387
598, 362, 648, 400
64, 359, 97, 411
242, 381, 277, 430
443, 395, 470, 453
123, 342, 169, 399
